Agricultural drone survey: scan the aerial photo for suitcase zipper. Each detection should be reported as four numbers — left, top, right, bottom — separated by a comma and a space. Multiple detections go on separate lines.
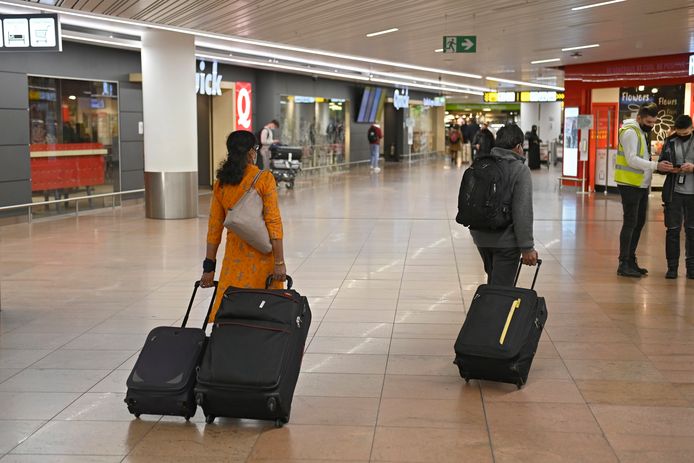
215, 321, 289, 333
499, 298, 521, 345
223, 289, 299, 303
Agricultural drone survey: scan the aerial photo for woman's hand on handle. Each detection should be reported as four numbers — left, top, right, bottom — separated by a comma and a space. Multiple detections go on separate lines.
273, 262, 287, 283
200, 271, 215, 288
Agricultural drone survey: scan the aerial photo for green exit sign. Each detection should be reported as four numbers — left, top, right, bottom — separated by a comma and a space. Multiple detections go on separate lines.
442, 36, 477, 53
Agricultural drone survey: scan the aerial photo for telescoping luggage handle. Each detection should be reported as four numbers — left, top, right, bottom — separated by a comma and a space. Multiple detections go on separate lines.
514, 259, 543, 290
181, 280, 219, 329
265, 274, 293, 290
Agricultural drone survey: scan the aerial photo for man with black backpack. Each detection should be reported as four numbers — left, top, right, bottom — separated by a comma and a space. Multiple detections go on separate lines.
456, 124, 538, 286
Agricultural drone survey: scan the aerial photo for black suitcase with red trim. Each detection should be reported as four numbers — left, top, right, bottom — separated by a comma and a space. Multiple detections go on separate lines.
454, 261, 547, 389
195, 276, 311, 427
124, 281, 218, 419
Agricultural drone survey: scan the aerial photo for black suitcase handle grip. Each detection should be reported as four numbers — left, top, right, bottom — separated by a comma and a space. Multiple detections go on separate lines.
514, 259, 542, 290
181, 280, 218, 328
265, 274, 293, 290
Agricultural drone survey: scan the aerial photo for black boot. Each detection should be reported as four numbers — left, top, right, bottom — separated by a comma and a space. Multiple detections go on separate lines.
618, 260, 642, 278
665, 267, 678, 279
630, 257, 648, 275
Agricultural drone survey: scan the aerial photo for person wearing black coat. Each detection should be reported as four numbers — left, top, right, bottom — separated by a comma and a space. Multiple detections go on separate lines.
658, 115, 694, 279
525, 125, 541, 170
473, 122, 495, 159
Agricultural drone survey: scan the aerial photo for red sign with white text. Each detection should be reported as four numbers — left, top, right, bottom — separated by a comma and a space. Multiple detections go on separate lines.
235, 82, 252, 132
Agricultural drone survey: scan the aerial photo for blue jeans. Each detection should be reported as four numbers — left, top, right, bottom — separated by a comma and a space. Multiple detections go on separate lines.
370, 144, 380, 168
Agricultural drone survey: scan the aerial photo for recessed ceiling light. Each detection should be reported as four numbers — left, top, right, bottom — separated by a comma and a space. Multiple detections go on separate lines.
366, 28, 399, 37
561, 44, 600, 51
571, 0, 626, 11
486, 76, 564, 91
651, 88, 659, 93
530, 58, 561, 64
68, 95, 77, 100
638, 85, 645, 91
434, 48, 444, 53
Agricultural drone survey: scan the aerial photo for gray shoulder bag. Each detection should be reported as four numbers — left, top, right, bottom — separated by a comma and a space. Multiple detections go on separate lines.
223, 171, 273, 254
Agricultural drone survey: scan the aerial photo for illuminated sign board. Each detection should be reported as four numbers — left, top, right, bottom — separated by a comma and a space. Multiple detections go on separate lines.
563, 107, 579, 177
235, 82, 252, 131
196, 60, 223, 96
0, 14, 61, 52
394, 88, 410, 110
689, 55, 694, 76
484, 91, 565, 103
423, 97, 445, 107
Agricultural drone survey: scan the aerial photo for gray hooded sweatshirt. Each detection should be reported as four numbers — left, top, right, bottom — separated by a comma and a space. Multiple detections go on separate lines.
469, 147, 535, 251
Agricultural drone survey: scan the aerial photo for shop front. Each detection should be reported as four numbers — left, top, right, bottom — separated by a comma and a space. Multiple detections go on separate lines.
0, 41, 143, 220
563, 53, 693, 192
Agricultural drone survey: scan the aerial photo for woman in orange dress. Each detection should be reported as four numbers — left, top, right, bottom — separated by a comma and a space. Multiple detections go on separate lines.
200, 130, 286, 322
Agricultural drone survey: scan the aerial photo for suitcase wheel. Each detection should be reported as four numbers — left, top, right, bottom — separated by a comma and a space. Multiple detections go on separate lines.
274, 417, 288, 428
464, 378, 470, 384
184, 415, 191, 421
134, 413, 141, 418
205, 415, 215, 424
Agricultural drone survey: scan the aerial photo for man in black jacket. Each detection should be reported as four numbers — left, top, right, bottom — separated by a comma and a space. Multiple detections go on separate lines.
658, 115, 694, 279
473, 122, 495, 159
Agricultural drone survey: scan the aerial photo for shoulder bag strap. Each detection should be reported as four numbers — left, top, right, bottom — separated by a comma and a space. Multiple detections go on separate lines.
228, 170, 264, 211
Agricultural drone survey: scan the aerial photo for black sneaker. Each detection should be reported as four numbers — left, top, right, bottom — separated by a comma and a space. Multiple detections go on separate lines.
618, 260, 642, 278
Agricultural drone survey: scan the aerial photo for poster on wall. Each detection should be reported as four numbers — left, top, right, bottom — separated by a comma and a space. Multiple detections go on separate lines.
618, 85, 684, 142
563, 107, 579, 177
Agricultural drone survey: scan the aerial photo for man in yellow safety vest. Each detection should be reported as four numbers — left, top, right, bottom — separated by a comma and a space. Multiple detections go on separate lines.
615, 102, 675, 277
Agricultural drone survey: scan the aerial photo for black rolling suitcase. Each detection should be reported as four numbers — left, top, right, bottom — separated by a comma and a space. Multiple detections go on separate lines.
454, 260, 547, 389
125, 281, 218, 420
195, 275, 311, 427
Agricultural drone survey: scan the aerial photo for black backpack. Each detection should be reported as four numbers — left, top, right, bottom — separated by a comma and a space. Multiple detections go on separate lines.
456, 155, 515, 230
367, 126, 378, 143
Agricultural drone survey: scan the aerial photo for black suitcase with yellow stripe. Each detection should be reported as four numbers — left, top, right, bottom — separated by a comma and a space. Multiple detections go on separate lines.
454, 260, 547, 389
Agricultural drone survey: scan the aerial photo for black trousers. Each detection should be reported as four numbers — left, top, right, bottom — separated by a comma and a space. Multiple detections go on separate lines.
665, 192, 694, 269
618, 185, 649, 261
477, 247, 520, 286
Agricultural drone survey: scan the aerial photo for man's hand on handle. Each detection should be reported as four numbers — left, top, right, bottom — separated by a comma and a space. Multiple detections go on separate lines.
521, 249, 539, 266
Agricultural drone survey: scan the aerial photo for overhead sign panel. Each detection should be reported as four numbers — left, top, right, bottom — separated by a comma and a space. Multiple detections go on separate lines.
443, 35, 476, 53
0, 14, 61, 52
483, 91, 565, 103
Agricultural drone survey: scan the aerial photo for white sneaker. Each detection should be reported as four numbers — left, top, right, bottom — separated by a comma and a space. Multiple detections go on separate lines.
374, 167, 381, 173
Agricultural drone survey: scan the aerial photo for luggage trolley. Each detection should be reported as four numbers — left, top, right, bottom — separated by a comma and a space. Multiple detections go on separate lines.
269, 145, 303, 189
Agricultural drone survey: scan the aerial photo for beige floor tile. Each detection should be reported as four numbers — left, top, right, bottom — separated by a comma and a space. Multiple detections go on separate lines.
321, 310, 395, 323
0, 350, 52, 370
577, 380, 689, 406
389, 338, 454, 356
591, 404, 694, 437
563, 359, 667, 382
88, 369, 130, 393
377, 397, 484, 429
249, 425, 374, 461
314, 322, 393, 338
395, 311, 464, 324
371, 426, 492, 463
61, 334, 147, 351
392, 323, 460, 339
11, 420, 154, 456
0, 333, 80, 350
306, 337, 390, 355
490, 429, 618, 463
606, 433, 694, 463
0, 369, 20, 383
554, 341, 647, 360
381, 374, 472, 400
0, 392, 81, 420
128, 421, 260, 458
0, 421, 46, 454
485, 403, 602, 434
1, 456, 122, 462
386, 355, 458, 377
482, 379, 585, 404
290, 396, 379, 426
295, 373, 384, 398
31, 350, 135, 370
301, 353, 387, 374
54, 392, 155, 421
0, 369, 110, 393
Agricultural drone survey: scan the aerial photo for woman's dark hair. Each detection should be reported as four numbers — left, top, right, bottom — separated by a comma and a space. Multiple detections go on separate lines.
216, 130, 256, 186
495, 124, 525, 149
638, 102, 658, 118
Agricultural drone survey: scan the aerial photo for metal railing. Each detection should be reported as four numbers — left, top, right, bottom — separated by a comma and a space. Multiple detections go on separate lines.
0, 189, 145, 223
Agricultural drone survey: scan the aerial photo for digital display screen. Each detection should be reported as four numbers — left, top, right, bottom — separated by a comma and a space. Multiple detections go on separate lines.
356, 86, 385, 123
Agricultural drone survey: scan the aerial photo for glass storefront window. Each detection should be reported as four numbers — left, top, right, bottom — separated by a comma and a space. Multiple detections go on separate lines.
279, 95, 346, 168
410, 104, 435, 154
28, 76, 119, 216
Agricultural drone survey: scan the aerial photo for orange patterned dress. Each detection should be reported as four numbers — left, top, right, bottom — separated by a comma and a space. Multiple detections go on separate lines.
207, 165, 283, 322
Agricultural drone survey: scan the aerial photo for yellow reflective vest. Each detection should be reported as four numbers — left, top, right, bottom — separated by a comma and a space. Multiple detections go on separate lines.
615, 126, 648, 187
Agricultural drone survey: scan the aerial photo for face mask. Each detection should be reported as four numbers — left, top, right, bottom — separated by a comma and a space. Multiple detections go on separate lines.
639, 124, 654, 133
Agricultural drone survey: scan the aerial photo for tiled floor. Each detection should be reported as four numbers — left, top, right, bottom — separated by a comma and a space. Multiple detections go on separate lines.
1, 159, 694, 462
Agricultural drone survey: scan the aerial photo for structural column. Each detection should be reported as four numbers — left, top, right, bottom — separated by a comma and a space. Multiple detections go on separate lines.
141, 30, 198, 219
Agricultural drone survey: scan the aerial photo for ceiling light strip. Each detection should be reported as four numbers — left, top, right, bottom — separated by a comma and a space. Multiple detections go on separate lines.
62, 33, 141, 49
571, 0, 626, 11
366, 28, 399, 37
530, 58, 561, 64
561, 43, 600, 51
486, 76, 564, 91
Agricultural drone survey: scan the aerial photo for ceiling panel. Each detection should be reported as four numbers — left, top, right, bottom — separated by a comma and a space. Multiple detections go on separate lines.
21, 0, 694, 85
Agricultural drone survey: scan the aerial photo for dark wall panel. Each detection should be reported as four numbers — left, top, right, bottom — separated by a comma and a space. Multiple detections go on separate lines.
120, 141, 144, 172
0, 72, 29, 109
0, 109, 30, 146
0, 180, 31, 207
121, 169, 144, 191
0, 146, 30, 182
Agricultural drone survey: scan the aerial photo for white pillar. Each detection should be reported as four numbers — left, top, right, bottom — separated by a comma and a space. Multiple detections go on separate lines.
141, 30, 198, 219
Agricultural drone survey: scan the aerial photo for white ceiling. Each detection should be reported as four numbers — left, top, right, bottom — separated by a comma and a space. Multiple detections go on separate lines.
10, 0, 694, 95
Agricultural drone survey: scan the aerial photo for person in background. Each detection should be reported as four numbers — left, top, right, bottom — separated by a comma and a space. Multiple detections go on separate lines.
525, 125, 542, 170
615, 102, 675, 278
473, 122, 496, 159
463, 117, 480, 163
466, 124, 538, 286
367, 123, 383, 173
259, 119, 280, 171
449, 124, 463, 163
658, 115, 694, 279
200, 130, 286, 321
